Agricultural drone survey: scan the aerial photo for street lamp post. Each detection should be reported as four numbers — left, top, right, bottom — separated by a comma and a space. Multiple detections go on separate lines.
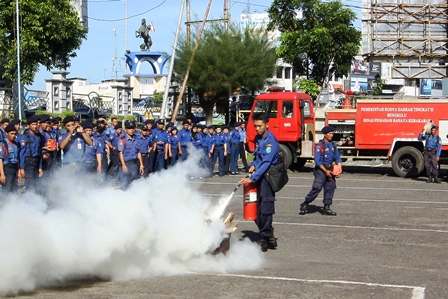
16, 0, 22, 120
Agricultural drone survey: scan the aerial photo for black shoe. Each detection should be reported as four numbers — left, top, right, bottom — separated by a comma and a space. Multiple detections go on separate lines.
258, 237, 268, 252
434, 176, 442, 183
299, 201, 309, 215
426, 176, 433, 183
231, 172, 239, 175
322, 204, 337, 216
268, 228, 277, 249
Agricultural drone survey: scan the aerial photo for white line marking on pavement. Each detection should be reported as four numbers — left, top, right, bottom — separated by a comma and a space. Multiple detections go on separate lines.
265, 221, 448, 234
199, 273, 425, 299
195, 181, 448, 192
202, 193, 448, 205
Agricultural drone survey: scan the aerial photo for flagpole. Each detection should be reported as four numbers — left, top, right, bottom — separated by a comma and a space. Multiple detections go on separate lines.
16, 0, 22, 120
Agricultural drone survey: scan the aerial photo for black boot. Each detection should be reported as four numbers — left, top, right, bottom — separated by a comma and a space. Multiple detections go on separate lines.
268, 228, 277, 249
434, 176, 442, 183
258, 237, 268, 252
322, 204, 337, 216
299, 201, 309, 215
426, 176, 433, 183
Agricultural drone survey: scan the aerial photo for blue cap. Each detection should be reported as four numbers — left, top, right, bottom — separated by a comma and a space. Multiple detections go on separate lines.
171, 126, 178, 131
321, 126, 336, 134
156, 119, 164, 124
223, 125, 229, 129
10, 119, 21, 126
208, 125, 214, 129
233, 122, 240, 127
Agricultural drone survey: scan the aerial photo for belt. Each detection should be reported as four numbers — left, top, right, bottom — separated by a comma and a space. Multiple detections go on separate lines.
25, 157, 40, 163
125, 159, 138, 164
215, 144, 224, 147
425, 148, 436, 151
157, 149, 165, 152
63, 162, 79, 166
141, 153, 148, 156
5, 163, 18, 168
202, 146, 209, 149
181, 145, 188, 148
322, 164, 333, 170
232, 143, 239, 145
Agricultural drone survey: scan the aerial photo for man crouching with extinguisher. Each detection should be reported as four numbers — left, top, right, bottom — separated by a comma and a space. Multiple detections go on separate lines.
239, 112, 279, 252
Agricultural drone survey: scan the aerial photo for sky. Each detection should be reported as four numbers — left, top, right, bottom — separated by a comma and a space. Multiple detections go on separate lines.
28, 0, 361, 91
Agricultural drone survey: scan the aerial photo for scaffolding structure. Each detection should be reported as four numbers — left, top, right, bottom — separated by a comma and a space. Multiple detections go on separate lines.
362, 0, 448, 78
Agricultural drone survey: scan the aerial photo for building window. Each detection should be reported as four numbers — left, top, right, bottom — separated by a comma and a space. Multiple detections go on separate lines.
53, 86, 59, 96
285, 67, 291, 79
276, 67, 283, 79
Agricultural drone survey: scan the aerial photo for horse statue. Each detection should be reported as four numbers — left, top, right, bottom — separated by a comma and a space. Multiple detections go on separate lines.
135, 18, 153, 51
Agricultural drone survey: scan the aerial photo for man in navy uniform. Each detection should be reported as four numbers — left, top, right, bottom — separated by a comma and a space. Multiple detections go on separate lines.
300, 126, 342, 216
82, 122, 103, 174
153, 119, 168, 172
230, 122, 241, 174
222, 125, 231, 175
138, 124, 153, 177
178, 120, 192, 162
418, 124, 442, 183
211, 126, 227, 177
238, 121, 249, 172
107, 122, 122, 182
17, 115, 43, 192
59, 116, 93, 172
118, 120, 143, 189
0, 118, 9, 141
0, 124, 21, 194
239, 112, 279, 252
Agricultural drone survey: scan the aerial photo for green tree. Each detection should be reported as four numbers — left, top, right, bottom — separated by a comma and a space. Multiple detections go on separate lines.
174, 22, 277, 124
294, 78, 320, 99
0, 0, 87, 85
267, 0, 361, 87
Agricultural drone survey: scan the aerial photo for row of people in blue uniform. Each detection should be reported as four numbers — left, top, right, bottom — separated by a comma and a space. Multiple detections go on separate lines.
0, 115, 250, 193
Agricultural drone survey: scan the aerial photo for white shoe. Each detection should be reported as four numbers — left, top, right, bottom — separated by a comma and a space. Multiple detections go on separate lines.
190, 176, 194, 180
199, 177, 203, 180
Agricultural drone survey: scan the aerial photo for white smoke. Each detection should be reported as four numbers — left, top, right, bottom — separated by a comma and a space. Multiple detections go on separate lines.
0, 150, 264, 294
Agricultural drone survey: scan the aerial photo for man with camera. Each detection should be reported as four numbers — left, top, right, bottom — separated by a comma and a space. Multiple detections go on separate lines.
58, 116, 93, 172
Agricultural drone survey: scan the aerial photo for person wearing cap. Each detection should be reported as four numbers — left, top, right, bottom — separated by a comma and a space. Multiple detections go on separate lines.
418, 123, 442, 183
211, 125, 227, 177
300, 125, 342, 216
165, 122, 174, 133
107, 122, 123, 183
37, 115, 57, 179
238, 112, 279, 252
229, 122, 241, 175
238, 121, 249, 172
105, 117, 119, 140
0, 123, 21, 194
207, 125, 215, 174
82, 122, 104, 175
178, 120, 193, 162
116, 120, 143, 189
138, 124, 154, 177
153, 119, 168, 172
59, 116, 93, 171
222, 125, 231, 175
198, 126, 212, 177
168, 126, 180, 167
0, 118, 9, 142
94, 120, 109, 175
16, 115, 43, 192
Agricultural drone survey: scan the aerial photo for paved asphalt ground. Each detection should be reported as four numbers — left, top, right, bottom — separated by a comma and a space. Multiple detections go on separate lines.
6, 162, 447, 299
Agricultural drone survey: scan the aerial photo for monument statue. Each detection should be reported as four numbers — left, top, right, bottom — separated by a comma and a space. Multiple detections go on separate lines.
135, 18, 153, 51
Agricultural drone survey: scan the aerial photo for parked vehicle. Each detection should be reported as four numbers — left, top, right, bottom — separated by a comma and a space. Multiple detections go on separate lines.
246, 89, 448, 178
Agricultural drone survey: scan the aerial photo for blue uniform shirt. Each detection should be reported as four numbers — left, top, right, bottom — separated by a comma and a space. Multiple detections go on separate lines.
169, 134, 179, 149
153, 129, 168, 151
238, 128, 246, 143
83, 135, 103, 163
212, 133, 225, 146
59, 132, 87, 164
250, 130, 279, 183
418, 133, 442, 157
17, 129, 42, 169
138, 134, 152, 154
230, 129, 240, 144
118, 135, 139, 161
178, 128, 193, 147
314, 139, 342, 167
1, 139, 19, 165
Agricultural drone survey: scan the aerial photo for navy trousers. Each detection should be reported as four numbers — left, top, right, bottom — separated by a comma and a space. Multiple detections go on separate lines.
255, 176, 276, 238
2, 164, 18, 194
155, 151, 166, 172
230, 143, 239, 173
424, 150, 438, 177
305, 168, 336, 205
179, 146, 189, 162
170, 148, 179, 167
212, 146, 224, 176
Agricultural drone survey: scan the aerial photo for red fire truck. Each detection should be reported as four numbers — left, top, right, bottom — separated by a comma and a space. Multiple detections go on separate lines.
246, 90, 448, 178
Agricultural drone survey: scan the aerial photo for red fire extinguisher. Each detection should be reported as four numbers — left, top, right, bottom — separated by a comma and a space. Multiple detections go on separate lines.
243, 182, 258, 220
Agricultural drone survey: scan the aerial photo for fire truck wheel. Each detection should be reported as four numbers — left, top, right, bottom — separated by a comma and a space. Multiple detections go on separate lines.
391, 146, 424, 178
279, 144, 293, 169
291, 158, 307, 171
